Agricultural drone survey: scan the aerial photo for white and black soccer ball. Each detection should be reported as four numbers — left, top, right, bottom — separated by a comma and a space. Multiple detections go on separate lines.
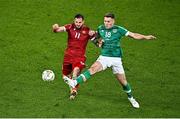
42, 70, 55, 81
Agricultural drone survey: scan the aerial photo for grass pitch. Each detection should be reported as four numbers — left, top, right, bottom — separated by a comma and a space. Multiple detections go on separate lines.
0, 0, 180, 117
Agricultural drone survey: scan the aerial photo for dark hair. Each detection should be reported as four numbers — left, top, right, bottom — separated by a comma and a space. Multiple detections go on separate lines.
104, 13, 115, 19
74, 14, 84, 20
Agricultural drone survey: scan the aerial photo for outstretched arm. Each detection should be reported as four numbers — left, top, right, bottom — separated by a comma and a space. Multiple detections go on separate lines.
90, 32, 104, 47
52, 24, 66, 33
127, 31, 156, 40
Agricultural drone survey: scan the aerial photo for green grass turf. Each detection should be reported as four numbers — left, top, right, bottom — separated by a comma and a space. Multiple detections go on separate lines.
0, 0, 180, 117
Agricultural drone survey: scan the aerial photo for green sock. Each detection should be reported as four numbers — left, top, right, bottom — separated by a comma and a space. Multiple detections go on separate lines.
76, 70, 91, 84
123, 83, 132, 98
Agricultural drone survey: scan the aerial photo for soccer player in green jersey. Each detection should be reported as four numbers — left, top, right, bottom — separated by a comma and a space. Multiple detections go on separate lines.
64, 13, 156, 108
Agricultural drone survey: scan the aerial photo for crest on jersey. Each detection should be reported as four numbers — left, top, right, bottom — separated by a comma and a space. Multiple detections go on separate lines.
113, 29, 117, 33
101, 30, 104, 32
82, 30, 86, 34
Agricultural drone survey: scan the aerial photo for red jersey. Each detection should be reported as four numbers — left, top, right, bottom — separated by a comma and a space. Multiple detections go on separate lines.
64, 23, 91, 58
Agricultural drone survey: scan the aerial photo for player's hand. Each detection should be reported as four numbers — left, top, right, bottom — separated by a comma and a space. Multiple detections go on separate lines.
89, 30, 96, 36
52, 24, 59, 32
98, 39, 104, 47
145, 35, 156, 40
52, 24, 59, 29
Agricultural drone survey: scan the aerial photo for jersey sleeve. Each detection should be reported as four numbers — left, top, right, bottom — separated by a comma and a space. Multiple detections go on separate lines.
96, 26, 101, 38
64, 24, 72, 32
118, 26, 129, 36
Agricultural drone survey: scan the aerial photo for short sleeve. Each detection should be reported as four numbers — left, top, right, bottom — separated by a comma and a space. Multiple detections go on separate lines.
96, 25, 102, 38
118, 26, 129, 36
94, 28, 99, 39
64, 24, 72, 32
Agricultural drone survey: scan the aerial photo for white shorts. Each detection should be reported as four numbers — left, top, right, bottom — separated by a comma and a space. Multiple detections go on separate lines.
96, 55, 125, 74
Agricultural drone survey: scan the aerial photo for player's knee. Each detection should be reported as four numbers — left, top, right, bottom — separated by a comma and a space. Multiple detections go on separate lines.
89, 66, 97, 75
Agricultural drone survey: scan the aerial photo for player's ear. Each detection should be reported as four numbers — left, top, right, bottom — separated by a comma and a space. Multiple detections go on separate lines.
112, 19, 115, 24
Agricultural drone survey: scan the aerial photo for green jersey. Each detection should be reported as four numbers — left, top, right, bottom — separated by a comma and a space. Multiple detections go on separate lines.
97, 25, 128, 57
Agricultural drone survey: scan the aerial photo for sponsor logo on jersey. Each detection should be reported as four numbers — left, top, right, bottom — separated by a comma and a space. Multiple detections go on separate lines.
105, 38, 111, 41
113, 29, 117, 33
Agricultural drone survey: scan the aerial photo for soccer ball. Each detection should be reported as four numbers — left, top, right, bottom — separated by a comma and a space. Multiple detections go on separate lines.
42, 70, 55, 81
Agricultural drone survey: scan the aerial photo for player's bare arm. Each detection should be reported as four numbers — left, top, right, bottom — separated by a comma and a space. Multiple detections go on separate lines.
97, 38, 104, 47
52, 24, 66, 32
128, 31, 156, 40
89, 30, 104, 47
90, 32, 104, 47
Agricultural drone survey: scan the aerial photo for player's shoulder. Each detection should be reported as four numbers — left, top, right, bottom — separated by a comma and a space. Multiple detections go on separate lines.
82, 25, 90, 30
98, 25, 106, 30
113, 25, 124, 29
114, 25, 128, 32
64, 23, 73, 29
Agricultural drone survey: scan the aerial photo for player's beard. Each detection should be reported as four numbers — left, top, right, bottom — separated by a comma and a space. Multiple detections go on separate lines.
75, 24, 83, 29
76, 25, 82, 29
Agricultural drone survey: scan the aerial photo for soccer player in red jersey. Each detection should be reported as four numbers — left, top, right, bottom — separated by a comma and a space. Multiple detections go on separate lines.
52, 14, 95, 99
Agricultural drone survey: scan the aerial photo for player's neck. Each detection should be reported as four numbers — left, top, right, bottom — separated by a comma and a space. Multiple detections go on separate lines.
104, 24, 114, 29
